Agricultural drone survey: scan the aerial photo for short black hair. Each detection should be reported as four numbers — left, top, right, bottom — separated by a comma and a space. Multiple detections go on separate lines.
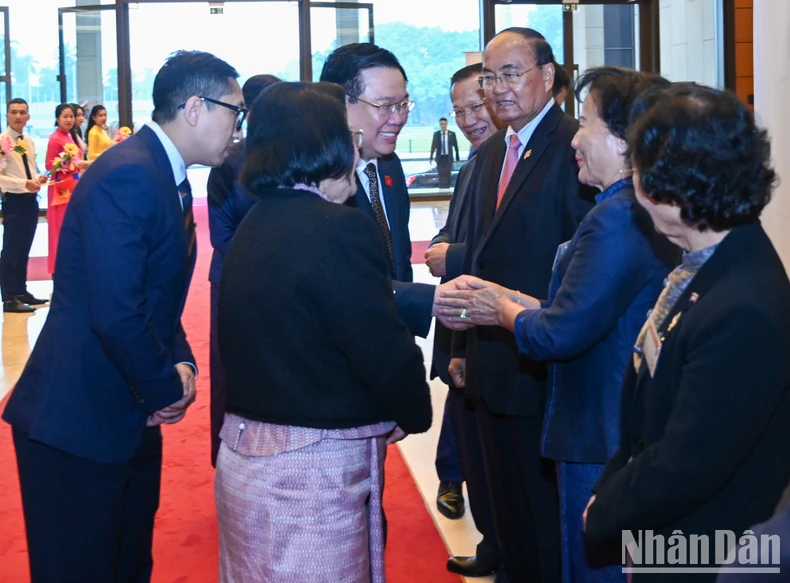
450, 63, 483, 89
152, 50, 239, 124
7, 98, 28, 113
575, 67, 670, 140
439, 117, 448, 123
54, 103, 76, 127
552, 63, 571, 97
242, 74, 281, 109
495, 27, 555, 68
241, 82, 355, 194
629, 84, 776, 231
319, 43, 407, 102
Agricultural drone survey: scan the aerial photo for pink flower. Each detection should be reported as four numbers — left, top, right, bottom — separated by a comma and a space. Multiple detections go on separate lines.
0, 136, 13, 156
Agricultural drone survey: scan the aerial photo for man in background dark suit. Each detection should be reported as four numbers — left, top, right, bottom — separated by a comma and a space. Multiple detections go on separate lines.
2, 51, 244, 582
426, 63, 508, 578
321, 43, 414, 283
430, 117, 460, 189
450, 28, 594, 582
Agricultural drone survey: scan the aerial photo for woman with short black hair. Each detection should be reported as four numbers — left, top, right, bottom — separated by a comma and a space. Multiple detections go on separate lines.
215, 81, 431, 583
584, 85, 790, 583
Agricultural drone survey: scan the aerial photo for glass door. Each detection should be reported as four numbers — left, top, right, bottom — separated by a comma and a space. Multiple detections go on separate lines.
58, 6, 118, 132
0, 6, 10, 105
310, 2, 374, 81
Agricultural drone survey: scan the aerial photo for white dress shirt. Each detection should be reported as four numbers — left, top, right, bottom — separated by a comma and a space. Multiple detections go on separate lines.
500, 98, 555, 181
355, 157, 391, 227
146, 121, 187, 210
0, 127, 40, 194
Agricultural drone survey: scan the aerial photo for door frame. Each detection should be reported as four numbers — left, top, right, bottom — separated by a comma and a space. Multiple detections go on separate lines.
0, 6, 11, 100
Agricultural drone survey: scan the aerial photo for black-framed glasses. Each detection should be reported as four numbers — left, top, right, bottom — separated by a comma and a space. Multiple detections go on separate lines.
179, 96, 248, 131
350, 128, 364, 149
478, 66, 539, 89
450, 99, 488, 119
352, 96, 415, 117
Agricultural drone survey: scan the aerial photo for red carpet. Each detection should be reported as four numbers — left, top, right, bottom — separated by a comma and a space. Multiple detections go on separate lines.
0, 203, 458, 582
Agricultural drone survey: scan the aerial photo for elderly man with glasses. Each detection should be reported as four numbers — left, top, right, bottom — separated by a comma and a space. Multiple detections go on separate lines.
447, 28, 595, 582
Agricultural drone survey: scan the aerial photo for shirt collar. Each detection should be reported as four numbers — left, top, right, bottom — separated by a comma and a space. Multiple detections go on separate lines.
6, 127, 24, 140
504, 98, 555, 147
595, 177, 632, 205
145, 121, 187, 186
356, 157, 378, 176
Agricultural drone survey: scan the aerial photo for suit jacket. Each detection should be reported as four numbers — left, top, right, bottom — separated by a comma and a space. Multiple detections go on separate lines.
516, 182, 678, 463
431, 130, 460, 161
586, 224, 790, 582
206, 148, 256, 284
429, 157, 475, 384
455, 103, 595, 417
2, 125, 195, 465
220, 187, 431, 434
349, 153, 413, 282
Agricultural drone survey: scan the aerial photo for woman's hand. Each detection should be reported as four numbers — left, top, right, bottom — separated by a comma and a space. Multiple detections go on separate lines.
77, 160, 91, 171
435, 279, 510, 327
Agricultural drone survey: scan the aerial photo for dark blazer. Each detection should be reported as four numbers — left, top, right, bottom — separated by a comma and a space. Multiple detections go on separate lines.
586, 224, 790, 582
2, 126, 194, 464
456, 103, 595, 416
516, 182, 678, 463
348, 153, 413, 282
220, 187, 431, 434
430, 129, 460, 161
206, 148, 256, 284
429, 157, 475, 384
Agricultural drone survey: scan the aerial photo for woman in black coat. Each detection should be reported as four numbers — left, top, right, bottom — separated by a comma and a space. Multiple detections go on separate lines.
583, 84, 790, 582
215, 82, 431, 583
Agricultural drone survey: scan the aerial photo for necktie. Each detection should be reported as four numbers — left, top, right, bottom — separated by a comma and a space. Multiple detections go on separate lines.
496, 134, 522, 209
179, 179, 197, 270
363, 163, 396, 275
20, 148, 33, 180
442, 132, 447, 156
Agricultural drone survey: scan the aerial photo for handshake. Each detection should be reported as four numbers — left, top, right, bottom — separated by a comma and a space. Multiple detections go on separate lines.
146, 363, 197, 427
431, 274, 492, 330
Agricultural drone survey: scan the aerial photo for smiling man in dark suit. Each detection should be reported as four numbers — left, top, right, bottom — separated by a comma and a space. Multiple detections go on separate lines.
3, 50, 244, 582
449, 28, 594, 582
320, 43, 415, 284
430, 117, 460, 189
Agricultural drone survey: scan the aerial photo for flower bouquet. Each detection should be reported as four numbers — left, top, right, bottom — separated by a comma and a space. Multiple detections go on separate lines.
0, 136, 28, 170
48, 143, 81, 206
113, 126, 132, 143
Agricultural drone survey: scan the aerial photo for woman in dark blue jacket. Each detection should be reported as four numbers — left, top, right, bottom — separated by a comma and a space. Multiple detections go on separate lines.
438, 68, 678, 582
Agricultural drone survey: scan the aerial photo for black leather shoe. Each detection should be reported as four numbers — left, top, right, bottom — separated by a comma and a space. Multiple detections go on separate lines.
437, 480, 465, 519
3, 298, 35, 313
18, 292, 48, 305
446, 555, 499, 577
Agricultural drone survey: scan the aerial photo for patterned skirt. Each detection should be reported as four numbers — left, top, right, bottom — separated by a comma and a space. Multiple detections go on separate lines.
215, 414, 394, 583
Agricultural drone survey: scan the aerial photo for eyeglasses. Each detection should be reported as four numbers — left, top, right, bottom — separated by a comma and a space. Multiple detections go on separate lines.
478, 66, 539, 89
179, 96, 248, 132
350, 128, 364, 149
352, 96, 415, 117
449, 99, 488, 119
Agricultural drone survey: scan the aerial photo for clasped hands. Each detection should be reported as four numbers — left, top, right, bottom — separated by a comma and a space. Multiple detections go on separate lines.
146, 363, 197, 427
433, 276, 515, 328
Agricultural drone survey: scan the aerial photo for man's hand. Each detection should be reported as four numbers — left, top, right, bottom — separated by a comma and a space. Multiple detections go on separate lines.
449, 358, 466, 389
425, 243, 449, 277
37, 174, 48, 185
24, 180, 40, 193
146, 364, 197, 427
582, 494, 596, 532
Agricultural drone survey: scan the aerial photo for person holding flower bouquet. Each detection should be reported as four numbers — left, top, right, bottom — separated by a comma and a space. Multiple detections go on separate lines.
45, 103, 89, 274
86, 104, 114, 160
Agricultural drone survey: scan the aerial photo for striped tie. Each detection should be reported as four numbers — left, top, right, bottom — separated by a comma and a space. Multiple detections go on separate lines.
496, 134, 522, 209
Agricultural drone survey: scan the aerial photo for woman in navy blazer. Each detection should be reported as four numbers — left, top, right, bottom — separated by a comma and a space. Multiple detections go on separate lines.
438, 68, 678, 582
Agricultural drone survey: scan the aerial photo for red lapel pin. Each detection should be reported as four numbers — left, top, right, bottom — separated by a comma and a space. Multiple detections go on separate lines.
384, 175, 393, 187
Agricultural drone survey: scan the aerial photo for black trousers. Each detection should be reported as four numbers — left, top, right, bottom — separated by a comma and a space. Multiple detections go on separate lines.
436, 155, 452, 188
1, 193, 39, 301
13, 427, 163, 583
477, 401, 561, 583
447, 389, 503, 568
209, 281, 226, 467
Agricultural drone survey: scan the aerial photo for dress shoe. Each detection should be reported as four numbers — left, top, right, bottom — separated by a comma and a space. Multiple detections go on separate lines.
436, 480, 465, 519
18, 292, 48, 305
446, 555, 499, 577
3, 298, 35, 313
